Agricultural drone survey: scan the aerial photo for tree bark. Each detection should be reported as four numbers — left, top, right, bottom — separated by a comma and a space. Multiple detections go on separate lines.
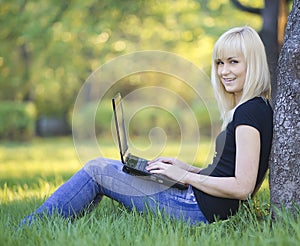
269, 0, 300, 216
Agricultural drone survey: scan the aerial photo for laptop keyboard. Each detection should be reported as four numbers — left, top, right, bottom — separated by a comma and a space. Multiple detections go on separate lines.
135, 158, 148, 171
126, 154, 149, 171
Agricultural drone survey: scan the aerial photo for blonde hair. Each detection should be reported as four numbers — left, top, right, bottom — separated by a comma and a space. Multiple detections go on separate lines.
211, 26, 271, 129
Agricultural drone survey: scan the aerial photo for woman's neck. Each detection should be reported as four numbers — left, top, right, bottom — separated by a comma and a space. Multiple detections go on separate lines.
234, 93, 242, 105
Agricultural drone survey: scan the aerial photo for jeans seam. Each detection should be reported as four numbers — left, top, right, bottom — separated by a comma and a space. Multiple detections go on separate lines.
60, 172, 98, 215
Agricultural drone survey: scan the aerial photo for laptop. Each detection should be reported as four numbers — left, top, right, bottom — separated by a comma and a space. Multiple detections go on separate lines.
112, 93, 188, 190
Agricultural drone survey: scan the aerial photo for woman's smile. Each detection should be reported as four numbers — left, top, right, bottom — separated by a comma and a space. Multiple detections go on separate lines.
222, 77, 236, 83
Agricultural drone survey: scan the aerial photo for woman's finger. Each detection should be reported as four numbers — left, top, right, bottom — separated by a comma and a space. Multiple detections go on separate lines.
148, 157, 170, 164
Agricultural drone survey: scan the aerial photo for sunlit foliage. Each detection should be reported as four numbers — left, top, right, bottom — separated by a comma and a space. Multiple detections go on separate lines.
0, 0, 262, 117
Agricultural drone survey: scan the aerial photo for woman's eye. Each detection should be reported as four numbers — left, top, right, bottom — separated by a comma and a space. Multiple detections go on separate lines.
216, 60, 223, 65
230, 60, 238, 64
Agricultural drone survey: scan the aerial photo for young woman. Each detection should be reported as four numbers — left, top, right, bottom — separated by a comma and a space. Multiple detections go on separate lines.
21, 26, 273, 225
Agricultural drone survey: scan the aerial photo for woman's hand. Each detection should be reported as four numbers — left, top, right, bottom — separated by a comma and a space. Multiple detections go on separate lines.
146, 157, 202, 183
148, 157, 201, 173
146, 158, 189, 183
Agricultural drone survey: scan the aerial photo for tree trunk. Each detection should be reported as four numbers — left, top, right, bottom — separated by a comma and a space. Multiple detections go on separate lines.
269, 0, 300, 216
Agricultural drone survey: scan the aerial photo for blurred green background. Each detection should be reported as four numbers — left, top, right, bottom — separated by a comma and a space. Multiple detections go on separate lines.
0, 0, 264, 141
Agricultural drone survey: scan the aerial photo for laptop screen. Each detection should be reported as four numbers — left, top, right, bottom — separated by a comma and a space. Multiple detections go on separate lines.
112, 93, 129, 163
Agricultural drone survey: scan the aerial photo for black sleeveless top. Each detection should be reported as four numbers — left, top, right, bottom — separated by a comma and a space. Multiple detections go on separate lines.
192, 97, 273, 222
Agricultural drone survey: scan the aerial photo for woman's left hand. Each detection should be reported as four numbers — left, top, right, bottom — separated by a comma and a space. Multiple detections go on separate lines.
146, 160, 188, 183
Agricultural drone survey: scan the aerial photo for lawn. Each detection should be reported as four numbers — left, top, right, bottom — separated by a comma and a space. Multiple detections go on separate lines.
0, 137, 299, 246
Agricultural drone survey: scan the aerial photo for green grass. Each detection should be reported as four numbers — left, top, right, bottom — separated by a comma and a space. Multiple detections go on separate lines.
0, 137, 299, 246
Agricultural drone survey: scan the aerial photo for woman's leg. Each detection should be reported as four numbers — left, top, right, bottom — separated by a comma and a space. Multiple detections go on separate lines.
21, 157, 207, 225
20, 168, 103, 225
84, 158, 208, 225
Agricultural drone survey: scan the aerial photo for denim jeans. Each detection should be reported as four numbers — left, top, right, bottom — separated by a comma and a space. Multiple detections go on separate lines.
20, 158, 208, 225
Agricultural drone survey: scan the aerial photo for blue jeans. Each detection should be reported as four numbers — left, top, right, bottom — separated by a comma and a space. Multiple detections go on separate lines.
20, 158, 208, 225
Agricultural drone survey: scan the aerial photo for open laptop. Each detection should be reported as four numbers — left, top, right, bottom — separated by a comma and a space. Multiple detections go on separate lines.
112, 93, 188, 190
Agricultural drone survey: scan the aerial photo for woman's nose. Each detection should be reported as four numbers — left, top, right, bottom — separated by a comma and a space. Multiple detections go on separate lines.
221, 64, 230, 75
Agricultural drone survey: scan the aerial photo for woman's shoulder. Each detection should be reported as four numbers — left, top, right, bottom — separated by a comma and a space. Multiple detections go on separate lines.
236, 97, 272, 115
233, 97, 273, 127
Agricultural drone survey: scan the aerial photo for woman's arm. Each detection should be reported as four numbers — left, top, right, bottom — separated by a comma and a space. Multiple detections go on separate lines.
147, 125, 260, 200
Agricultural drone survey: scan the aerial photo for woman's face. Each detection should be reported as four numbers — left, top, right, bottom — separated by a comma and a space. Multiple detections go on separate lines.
216, 53, 246, 101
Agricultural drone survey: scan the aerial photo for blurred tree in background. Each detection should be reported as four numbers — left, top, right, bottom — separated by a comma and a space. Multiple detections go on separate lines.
231, 0, 292, 99
0, 0, 289, 138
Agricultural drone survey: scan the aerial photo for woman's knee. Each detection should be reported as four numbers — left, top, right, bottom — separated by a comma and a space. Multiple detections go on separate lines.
82, 158, 107, 178
82, 158, 122, 179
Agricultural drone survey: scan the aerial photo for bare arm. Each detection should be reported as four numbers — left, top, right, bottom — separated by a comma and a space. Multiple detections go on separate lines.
147, 125, 260, 200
